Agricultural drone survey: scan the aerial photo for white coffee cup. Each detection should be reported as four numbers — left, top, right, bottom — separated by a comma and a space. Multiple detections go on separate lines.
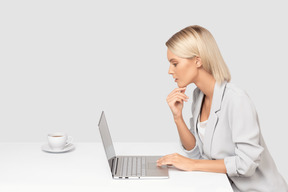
47, 132, 73, 150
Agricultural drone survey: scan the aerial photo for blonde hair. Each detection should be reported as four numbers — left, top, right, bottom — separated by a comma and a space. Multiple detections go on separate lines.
166, 25, 231, 84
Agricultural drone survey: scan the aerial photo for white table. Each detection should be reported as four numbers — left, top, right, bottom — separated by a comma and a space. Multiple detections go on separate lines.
0, 142, 233, 192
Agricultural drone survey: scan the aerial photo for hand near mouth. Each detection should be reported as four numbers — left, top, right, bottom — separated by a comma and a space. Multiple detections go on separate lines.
166, 87, 189, 119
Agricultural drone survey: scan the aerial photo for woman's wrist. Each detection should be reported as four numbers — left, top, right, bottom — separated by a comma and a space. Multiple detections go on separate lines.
173, 114, 183, 122
188, 159, 197, 171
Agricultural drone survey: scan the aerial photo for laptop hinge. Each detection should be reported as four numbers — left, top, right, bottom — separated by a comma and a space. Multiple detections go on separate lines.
112, 157, 118, 177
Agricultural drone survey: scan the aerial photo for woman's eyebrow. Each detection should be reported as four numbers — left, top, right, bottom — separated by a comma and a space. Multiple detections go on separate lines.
169, 58, 177, 62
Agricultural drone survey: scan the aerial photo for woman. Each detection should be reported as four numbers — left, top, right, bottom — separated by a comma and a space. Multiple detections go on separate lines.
156, 25, 288, 192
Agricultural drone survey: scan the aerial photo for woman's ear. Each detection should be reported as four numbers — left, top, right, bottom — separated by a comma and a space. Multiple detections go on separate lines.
195, 57, 202, 68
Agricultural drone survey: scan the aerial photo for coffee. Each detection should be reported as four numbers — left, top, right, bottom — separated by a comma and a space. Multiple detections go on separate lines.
47, 133, 73, 150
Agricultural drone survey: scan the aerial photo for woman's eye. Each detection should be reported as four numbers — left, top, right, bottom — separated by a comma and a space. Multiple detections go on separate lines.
173, 63, 178, 67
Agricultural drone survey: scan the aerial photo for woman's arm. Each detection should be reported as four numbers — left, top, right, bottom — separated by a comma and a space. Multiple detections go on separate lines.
166, 87, 197, 151
193, 159, 227, 173
175, 116, 196, 151
157, 153, 227, 173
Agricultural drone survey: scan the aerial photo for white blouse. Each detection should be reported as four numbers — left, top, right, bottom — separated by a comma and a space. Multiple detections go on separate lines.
197, 115, 208, 143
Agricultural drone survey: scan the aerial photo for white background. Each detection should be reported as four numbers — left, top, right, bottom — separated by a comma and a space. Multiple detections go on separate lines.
0, 0, 287, 181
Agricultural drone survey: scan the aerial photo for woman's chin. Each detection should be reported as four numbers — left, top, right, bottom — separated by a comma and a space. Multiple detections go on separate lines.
177, 82, 188, 88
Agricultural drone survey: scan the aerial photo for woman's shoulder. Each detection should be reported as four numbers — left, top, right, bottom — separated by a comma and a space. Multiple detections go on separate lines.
224, 82, 255, 109
193, 81, 249, 98
225, 82, 248, 97
192, 81, 253, 104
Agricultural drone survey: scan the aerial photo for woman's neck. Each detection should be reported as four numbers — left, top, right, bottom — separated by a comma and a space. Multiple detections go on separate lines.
194, 68, 216, 102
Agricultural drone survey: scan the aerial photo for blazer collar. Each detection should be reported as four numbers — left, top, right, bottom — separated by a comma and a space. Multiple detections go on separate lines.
192, 80, 228, 159
193, 80, 227, 119
210, 80, 228, 114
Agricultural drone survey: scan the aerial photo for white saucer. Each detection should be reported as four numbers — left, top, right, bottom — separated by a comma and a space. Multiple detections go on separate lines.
41, 143, 75, 153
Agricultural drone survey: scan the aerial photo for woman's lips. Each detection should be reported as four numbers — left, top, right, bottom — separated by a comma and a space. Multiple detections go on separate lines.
175, 79, 178, 82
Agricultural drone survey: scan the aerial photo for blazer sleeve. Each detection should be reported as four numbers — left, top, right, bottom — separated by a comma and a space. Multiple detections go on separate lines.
224, 93, 264, 177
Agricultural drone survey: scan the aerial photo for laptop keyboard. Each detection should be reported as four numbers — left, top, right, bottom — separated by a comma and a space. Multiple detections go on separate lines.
121, 156, 146, 177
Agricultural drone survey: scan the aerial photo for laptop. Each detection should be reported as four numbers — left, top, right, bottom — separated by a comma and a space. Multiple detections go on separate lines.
98, 111, 169, 179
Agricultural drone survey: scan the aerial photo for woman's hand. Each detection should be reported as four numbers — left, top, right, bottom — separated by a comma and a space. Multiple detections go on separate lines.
157, 153, 195, 171
166, 87, 189, 119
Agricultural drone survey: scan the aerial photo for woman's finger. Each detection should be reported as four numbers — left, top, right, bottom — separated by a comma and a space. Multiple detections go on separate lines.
167, 92, 189, 102
157, 158, 171, 166
168, 97, 183, 105
157, 153, 177, 162
167, 94, 188, 104
171, 93, 189, 101
157, 153, 179, 166
167, 97, 186, 106
157, 159, 173, 166
168, 87, 187, 97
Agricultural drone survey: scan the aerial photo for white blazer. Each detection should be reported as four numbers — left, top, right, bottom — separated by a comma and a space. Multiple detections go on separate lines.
182, 81, 288, 192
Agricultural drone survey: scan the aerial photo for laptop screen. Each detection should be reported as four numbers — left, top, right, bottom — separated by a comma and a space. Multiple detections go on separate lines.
98, 111, 116, 172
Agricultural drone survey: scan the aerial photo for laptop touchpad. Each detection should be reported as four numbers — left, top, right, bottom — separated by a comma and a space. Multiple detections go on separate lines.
148, 162, 157, 169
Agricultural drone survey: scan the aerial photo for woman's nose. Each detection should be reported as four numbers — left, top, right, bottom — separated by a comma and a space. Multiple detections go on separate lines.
168, 65, 173, 75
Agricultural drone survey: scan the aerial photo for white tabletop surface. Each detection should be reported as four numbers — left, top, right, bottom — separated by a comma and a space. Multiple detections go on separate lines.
0, 142, 233, 192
